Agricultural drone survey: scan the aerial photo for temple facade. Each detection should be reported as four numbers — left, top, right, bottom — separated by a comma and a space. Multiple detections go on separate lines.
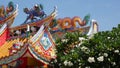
0, 2, 98, 68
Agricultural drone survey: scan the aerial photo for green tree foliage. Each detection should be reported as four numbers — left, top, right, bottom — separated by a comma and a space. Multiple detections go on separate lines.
51, 24, 120, 68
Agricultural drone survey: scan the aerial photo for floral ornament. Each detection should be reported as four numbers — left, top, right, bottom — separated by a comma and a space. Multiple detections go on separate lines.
63, 60, 73, 66
67, 61, 73, 66
81, 46, 90, 54
111, 62, 116, 66
114, 50, 119, 54
88, 57, 95, 63
103, 53, 108, 57
81, 46, 88, 52
97, 56, 104, 62
107, 37, 110, 39
64, 60, 68, 66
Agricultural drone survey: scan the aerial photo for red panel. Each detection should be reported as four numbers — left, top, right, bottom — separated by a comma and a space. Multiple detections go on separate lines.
0, 28, 9, 46
18, 57, 27, 68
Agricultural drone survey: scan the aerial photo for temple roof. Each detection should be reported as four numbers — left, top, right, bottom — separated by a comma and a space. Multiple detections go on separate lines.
0, 7, 57, 65
0, 38, 27, 58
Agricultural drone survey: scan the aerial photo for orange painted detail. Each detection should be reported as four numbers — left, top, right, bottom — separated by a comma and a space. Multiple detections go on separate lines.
50, 16, 87, 30
57, 18, 62, 28
61, 17, 72, 29
72, 16, 86, 27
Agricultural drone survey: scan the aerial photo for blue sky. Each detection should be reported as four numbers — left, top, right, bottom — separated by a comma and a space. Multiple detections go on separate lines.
1, 0, 120, 31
